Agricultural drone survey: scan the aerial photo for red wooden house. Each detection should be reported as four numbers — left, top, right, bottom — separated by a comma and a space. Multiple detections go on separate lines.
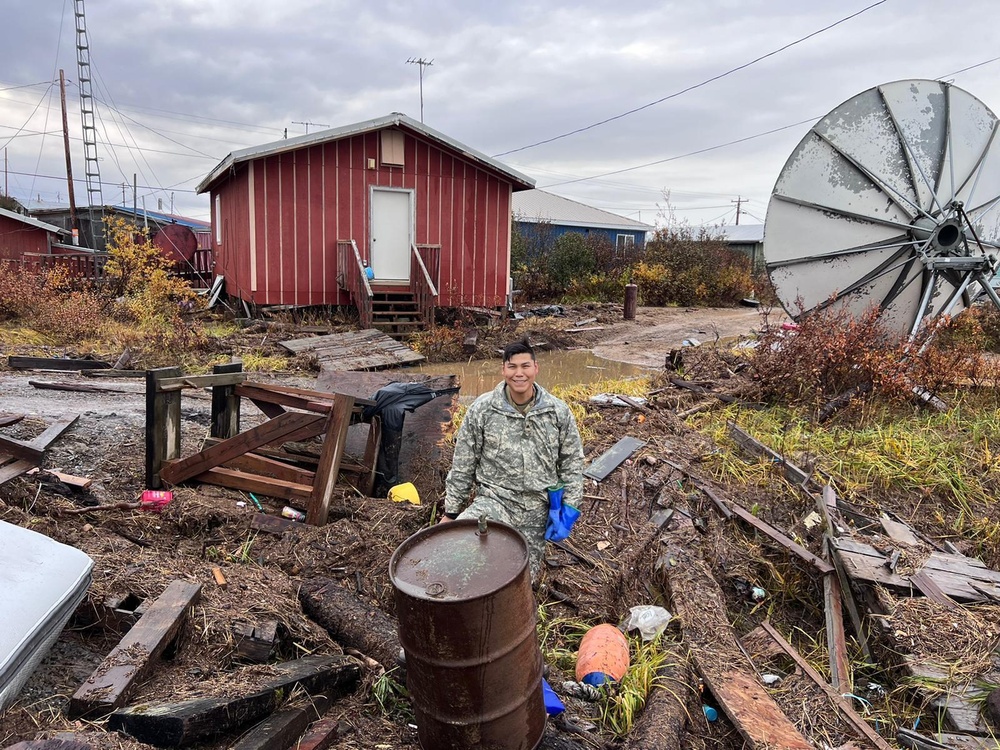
196, 113, 535, 330
0, 206, 70, 262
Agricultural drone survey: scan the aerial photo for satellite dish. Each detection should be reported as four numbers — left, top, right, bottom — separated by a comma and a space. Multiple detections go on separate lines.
764, 79, 1000, 337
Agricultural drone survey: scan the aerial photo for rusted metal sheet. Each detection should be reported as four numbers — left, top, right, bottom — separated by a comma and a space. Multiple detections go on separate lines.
583, 436, 646, 481
390, 520, 545, 750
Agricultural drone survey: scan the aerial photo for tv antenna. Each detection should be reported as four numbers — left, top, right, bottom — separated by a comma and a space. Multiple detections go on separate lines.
406, 57, 434, 122
764, 79, 1000, 339
292, 121, 330, 135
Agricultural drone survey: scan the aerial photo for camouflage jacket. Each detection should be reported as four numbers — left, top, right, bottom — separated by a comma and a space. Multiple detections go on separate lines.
444, 381, 584, 519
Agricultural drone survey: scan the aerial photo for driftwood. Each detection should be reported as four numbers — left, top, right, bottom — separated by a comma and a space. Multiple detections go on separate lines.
657, 520, 813, 750
299, 578, 402, 677
107, 655, 361, 747
622, 642, 694, 750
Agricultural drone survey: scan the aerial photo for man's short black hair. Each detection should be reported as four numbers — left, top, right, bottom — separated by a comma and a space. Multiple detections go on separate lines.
503, 338, 535, 363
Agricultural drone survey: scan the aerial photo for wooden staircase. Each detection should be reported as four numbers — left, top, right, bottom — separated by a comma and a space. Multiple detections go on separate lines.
371, 289, 424, 338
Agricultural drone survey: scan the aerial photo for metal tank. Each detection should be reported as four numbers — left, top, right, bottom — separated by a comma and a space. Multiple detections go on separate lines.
153, 223, 197, 265
389, 518, 545, 750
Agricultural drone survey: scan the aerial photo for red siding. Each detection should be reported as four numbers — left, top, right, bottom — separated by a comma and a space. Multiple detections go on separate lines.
210, 125, 519, 307
0, 215, 54, 261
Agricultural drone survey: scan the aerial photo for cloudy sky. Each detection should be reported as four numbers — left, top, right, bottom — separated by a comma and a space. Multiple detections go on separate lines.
2, 0, 999, 229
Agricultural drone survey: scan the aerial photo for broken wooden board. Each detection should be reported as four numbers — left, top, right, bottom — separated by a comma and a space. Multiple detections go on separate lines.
28, 380, 132, 394
830, 536, 1000, 602
107, 654, 362, 747
584, 436, 646, 481
231, 694, 330, 750
278, 329, 425, 371
727, 421, 812, 486
901, 658, 991, 736
759, 621, 892, 749
8, 356, 110, 371
294, 717, 352, 750
656, 521, 813, 750
879, 512, 922, 546
724, 497, 833, 574
69, 580, 202, 718
0, 413, 25, 428
233, 620, 281, 663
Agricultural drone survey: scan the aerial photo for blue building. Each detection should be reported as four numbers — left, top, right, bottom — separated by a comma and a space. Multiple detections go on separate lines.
512, 189, 652, 255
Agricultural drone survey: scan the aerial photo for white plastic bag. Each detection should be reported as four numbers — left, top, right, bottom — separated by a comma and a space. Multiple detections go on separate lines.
621, 605, 672, 641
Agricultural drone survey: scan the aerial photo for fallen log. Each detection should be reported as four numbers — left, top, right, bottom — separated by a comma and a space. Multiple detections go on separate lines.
299, 578, 402, 677
622, 642, 694, 750
656, 520, 813, 750
107, 654, 361, 747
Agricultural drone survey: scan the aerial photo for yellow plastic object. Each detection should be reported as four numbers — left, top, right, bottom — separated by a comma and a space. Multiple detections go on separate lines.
388, 482, 421, 506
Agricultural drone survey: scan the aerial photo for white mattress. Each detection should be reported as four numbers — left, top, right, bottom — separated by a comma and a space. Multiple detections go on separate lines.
0, 519, 94, 711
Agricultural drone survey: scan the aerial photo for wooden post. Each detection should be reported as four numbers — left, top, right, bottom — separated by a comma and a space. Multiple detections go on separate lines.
307, 394, 354, 525
146, 367, 183, 489
624, 283, 637, 320
211, 361, 243, 439
361, 416, 381, 497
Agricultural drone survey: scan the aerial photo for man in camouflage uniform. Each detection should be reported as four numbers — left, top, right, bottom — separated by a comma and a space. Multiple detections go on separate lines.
441, 339, 584, 579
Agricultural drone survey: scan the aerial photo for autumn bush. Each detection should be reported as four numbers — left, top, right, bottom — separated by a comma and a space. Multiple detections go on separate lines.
747, 302, 994, 414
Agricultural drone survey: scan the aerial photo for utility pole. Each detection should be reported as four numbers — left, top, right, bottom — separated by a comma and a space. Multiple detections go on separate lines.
59, 69, 78, 241
133, 173, 137, 217
291, 120, 330, 135
406, 57, 434, 122
731, 196, 747, 225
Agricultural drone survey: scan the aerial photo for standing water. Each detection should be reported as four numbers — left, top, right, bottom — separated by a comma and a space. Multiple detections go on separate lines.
415, 349, 653, 402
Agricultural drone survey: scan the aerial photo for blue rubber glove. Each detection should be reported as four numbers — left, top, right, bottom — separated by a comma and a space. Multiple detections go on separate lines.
541, 678, 565, 715
544, 484, 581, 542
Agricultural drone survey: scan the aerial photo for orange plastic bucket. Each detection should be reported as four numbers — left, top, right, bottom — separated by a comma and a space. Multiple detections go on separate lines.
575, 624, 630, 684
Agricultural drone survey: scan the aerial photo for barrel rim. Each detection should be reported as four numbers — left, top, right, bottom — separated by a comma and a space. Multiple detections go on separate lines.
388, 518, 528, 603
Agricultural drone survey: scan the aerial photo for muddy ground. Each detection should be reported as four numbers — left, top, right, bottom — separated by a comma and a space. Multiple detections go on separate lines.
0, 303, 893, 750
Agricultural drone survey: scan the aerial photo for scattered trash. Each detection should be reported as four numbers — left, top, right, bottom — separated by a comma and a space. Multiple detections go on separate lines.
703, 705, 718, 722
236, 501, 246, 508
621, 605, 672, 641
576, 624, 630, 686
541, 678, 565, 714
247, 493, 265, 511
762, 674, 783, 686
524, 304, 566, 317
733, 578, 767, 603
682, 338, 702, 347
589, 393, 648, 408
281, 506, 306, 522
561, 680, 602, 702
387, 482, 421, 506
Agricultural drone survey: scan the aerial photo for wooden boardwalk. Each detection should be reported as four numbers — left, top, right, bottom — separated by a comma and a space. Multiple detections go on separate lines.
279, 329, 425, 371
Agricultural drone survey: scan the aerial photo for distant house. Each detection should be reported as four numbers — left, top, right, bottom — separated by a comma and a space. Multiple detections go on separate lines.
512, 189, 652, 255
29, 205, 210, 254
196, 113, 535, 328
717, 224, 765, 269
0, 206, 72, 262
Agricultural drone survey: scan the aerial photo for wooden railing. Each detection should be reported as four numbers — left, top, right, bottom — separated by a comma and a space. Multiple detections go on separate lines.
412, 244, 440, 328
22, 251, 109, 282
172, 248, 215, 289
337, 239, 373, 328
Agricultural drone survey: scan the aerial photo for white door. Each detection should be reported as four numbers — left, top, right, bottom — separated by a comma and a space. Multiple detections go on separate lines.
370, 189, 412, 282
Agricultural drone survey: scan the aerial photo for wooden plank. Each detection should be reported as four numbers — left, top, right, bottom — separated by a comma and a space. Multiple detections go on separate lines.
221, 451, 316, 485
231, 694, 330, 750
69, 580, 202, 718
910, 571, 960, 609
825, 539, 874, 663
724, 498, 833, 574
107, 655, 362, 747
307, 394, 354, 525
656, 523, 813, 750
759, 621, 893, 750
294, 717, 351, 750
727, 421, 812, 486
242, 381, 375, 408
147, 367, 183, 489
879, 512, 922, 546
250, 513, 302, 535
9, 355, 110, 370
28, 468, 93, 489
157, 372, 247, 391
0, 413, 25, 428
824, 562, 851, 693
0, 434, 43, 462
0, 457, 37, 485
28, 379, 131, 394
210, 362, 243, 441
30, 414, 79, 451
192, 467, 313, 502
161, 411, 324, 486
584, 436, 647, 481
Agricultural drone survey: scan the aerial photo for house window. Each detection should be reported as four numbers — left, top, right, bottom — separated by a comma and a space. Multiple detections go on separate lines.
616, 233, 635, 256
214, 195, 222, 244
381, 130, 405, 167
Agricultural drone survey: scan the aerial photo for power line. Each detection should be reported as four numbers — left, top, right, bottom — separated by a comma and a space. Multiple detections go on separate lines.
938, 55, 1000, 80
493, 0, 889, 157
539, 116, 817, 189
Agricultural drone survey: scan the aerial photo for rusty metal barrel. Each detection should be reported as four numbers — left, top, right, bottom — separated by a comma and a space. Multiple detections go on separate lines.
389, 518, 545, 750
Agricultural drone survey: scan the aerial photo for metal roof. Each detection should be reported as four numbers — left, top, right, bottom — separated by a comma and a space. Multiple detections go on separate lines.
196, 113, 535, 194
717, 223, 764, 243
0, 206, 69, 236
512, 190, 653, 231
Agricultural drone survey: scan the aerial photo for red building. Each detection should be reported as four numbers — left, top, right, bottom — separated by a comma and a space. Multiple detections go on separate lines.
0, 206, 71, 262
196, 113, 534, 325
